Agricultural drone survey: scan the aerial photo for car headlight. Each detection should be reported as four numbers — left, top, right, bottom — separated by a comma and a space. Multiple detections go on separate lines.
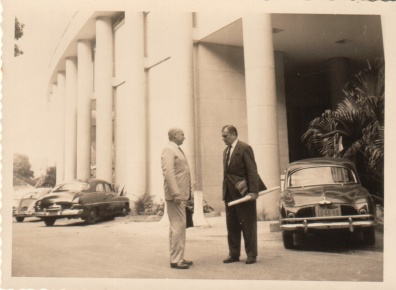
359, 208, 367, 214
355, 203, 369, 214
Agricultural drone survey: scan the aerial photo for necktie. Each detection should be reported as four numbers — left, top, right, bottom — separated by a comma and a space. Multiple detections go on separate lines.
226, 146, 232, 166
178, 147, 185, 155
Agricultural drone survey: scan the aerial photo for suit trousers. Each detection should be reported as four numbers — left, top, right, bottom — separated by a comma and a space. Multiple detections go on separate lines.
166, 200, 187, 263
225, 193, 258, 258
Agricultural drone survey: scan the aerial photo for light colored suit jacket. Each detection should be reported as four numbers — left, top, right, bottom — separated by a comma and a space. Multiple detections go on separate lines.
161, 141, 191, 201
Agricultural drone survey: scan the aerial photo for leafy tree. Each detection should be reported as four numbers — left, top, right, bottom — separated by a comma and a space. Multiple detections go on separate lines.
13, 153, 34, 179
41, 166, 57, 187
15, 17, 25, 57
302, 58, 384, 203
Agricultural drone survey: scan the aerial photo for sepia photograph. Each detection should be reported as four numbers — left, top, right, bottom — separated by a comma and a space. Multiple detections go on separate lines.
1, 0, 395, 289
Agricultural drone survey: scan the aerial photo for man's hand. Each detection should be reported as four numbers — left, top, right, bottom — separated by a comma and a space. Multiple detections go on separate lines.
173, 198, 182, 204
247, 193, 258, 200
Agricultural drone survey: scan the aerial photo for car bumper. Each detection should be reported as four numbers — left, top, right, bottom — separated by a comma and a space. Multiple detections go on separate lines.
280, 215, 376, 233
35, 209, 84, 218
14, 212, 36, 217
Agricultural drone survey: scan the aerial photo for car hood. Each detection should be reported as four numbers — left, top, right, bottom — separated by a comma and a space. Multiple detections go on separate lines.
282, 184, 369, 207
37, 191, 81, 207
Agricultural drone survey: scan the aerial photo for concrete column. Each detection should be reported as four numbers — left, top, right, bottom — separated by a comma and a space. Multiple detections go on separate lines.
192, 191, 210, 228
171, 13, 197, 184
125, 11, 146, 196
77, 40, 93, 180
95, 17, 114, 182
275, 52, 289, 174
56, 72, 66, 183
157, 13, 196, 224
159, 203, 169, 226
64, 57, 78, 181
327, 57, 350, 110
113, 86, 127, 189
243, 14, 280, 219
48, 84, 58, 167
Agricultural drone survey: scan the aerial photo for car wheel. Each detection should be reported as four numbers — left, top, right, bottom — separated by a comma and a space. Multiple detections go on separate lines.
363, 228, 376, 245
43, 218, 56, 227
282, 232, 295, 249
121, 204, 129, 216
85, 208, 98, 224
15, 217, 25, 223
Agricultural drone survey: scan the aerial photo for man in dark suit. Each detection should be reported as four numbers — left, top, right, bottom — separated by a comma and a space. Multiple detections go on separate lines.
161, 128, 193, 269
221, 125, 262, 265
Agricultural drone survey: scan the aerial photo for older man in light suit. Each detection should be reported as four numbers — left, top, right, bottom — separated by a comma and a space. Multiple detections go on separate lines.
161, 128, 193, 270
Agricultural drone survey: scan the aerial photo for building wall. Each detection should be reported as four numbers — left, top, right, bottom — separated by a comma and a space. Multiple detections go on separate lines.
46, 11, 285, 215
285, 63, 331, 162
195, 42, 247, 212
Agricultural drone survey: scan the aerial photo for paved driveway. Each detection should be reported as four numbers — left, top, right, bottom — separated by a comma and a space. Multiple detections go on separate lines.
9, 215, 385, 289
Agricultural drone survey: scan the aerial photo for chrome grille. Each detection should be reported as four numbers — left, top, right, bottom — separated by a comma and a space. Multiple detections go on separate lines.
341, 205, 358, 215
296, 206, 315, 218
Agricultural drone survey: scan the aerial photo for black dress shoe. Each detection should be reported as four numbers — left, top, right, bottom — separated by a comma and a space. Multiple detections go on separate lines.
246, 257, 256, 264
223, 256, 240, 263
182, 259, 193, 266
170, 262, 189, 269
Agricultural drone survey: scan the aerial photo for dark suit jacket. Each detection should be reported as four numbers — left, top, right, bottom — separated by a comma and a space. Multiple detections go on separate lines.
222, 140, 261, 201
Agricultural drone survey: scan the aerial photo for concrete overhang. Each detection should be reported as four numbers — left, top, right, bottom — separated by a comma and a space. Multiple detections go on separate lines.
47, 11, 122, 96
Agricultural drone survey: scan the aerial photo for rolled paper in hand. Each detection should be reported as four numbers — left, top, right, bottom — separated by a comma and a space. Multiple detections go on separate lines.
227, 186, 280, 207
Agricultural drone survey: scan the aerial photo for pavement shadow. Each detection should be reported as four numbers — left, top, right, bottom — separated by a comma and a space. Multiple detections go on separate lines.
292, 230, 383, 253
32, 217, 120, 227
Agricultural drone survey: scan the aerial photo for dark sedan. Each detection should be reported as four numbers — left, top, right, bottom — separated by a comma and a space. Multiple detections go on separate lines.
34, 179, 130, 226
279, 157, 376, 249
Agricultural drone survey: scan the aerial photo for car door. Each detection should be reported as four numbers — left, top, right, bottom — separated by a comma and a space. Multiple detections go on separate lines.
92, 182, 109, 217
102, 182, 120, 214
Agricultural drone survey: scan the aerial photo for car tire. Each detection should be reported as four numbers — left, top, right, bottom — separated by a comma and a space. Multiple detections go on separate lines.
43, 218, 56, 227
15, 217, 25, 223
121, 204, 129, 216
85, 208, 98, 225
363, 228, 376, 245
282, 232, 295, 249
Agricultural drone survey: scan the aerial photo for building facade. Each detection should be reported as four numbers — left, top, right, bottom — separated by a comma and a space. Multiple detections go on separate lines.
47, 11, 385, 218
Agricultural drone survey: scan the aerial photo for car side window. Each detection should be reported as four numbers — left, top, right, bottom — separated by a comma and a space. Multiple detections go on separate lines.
104, 183, 112, 192
96, 183, 104, 192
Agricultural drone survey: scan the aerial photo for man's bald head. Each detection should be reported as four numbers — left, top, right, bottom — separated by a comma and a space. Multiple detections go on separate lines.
168, 128, 185, 146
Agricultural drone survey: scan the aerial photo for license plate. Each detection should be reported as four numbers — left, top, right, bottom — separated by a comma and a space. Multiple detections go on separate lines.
315, 205, 341, 217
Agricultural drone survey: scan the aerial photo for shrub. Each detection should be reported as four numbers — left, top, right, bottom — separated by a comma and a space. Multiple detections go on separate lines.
133, 192, 164, 215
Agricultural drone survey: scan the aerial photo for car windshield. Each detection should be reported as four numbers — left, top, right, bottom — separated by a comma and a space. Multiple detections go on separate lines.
52, 182, 90, 192
289, 166, 357, 187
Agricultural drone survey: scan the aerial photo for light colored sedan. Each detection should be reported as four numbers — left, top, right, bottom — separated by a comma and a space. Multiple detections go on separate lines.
13, 188, 52, 222
279, 157, 377, 249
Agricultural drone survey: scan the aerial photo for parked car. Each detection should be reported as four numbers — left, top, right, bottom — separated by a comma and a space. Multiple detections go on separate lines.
13, 188, 52, 222
34, 179, 130, 226
279, 157, 376, 249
